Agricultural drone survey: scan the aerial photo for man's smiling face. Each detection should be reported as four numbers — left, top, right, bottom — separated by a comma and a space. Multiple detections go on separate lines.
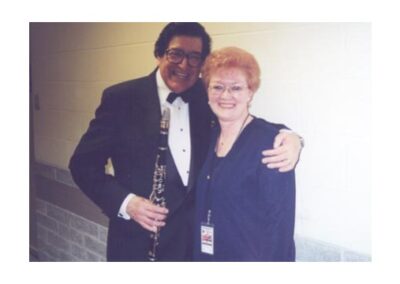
157, 35, 203, 94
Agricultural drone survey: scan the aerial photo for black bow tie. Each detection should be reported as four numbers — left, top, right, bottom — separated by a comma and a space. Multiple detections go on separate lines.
167, 92, 190, 104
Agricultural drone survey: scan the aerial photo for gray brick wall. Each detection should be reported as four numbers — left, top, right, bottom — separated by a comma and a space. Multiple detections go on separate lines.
295, 236, 370, 262
32, 163, 371, 262
35, 196, 371, 262
35, 198, 107, 261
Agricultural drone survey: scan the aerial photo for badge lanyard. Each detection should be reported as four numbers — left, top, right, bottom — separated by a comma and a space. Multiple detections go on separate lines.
200, 114, 252, 255
200, 153, 221, 255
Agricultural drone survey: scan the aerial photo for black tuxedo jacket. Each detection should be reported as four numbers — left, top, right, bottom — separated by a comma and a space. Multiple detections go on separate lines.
69, 69, 213, 261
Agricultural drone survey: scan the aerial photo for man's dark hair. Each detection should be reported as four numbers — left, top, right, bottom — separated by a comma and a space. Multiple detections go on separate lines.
154, 22, 212, 59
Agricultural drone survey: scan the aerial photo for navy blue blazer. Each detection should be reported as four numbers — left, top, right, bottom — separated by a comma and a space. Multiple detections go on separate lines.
69, 69, 213, 261
193, 118, 296, 261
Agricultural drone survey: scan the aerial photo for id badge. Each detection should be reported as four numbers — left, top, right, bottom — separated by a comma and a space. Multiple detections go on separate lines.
201, 223, 214, 255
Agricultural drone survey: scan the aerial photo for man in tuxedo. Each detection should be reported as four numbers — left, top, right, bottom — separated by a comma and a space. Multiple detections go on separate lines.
69, 22, 303, 261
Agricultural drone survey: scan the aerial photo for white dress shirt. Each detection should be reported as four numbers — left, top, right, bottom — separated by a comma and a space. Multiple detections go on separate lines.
118, 70, 192, 219
156, 70, 191, 186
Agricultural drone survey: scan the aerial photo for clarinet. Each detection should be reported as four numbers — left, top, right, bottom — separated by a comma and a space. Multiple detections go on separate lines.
148, 108, 170, 261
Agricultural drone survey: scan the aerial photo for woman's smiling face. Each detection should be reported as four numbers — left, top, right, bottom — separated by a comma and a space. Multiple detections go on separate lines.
208, 67, 254, 123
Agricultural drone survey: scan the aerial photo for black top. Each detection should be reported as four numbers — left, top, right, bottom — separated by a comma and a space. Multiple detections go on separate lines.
194, 118, 296, 261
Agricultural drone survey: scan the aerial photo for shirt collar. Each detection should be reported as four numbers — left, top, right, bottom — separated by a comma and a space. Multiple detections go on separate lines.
156, 69, 190, 106
156, 69, 171, 105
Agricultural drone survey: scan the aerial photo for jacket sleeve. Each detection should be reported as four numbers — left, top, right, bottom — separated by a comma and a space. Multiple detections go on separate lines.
69, 89, 130, 218
257, 165, 296, 261
264, 120, 288, 131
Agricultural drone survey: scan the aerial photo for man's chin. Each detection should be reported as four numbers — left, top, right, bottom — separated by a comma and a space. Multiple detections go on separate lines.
168, 77, 198, 92
170, 84, 192, 94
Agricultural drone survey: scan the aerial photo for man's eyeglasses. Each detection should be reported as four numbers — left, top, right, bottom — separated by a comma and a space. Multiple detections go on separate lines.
165, 48, 203, 68
209, 84, 249, 96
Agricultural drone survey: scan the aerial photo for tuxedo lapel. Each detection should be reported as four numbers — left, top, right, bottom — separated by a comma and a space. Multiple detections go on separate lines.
131, 70, 161, 144
186, 81, 211, 192
187, 101, 198, 192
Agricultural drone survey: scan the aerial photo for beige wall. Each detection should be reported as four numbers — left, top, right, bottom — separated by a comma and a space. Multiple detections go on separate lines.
30, 23, 371, 255
30, 23, 165, 168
